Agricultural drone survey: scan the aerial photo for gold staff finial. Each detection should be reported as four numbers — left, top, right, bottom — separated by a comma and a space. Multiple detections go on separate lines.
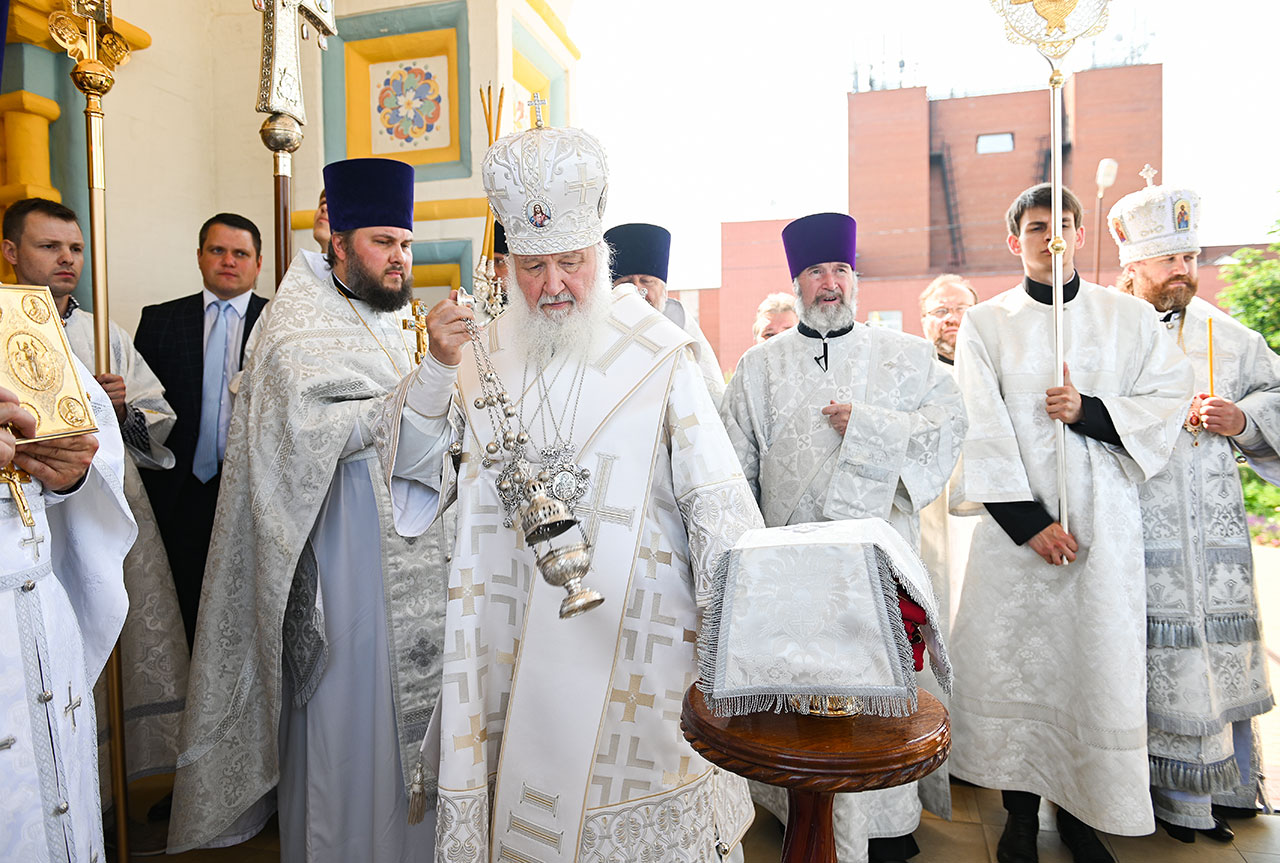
1139, 164, 1159, 187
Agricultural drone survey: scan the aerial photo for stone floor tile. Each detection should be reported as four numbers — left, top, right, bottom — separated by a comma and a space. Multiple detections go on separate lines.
1233, 815, 1280, 854
1240, 852, 1280, 863
914, 818, 987, 862
980, 822, 1094, 863
1107, 830, 1245, 863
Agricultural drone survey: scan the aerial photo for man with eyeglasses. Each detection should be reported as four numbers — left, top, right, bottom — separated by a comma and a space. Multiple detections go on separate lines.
919, 274, 978, 366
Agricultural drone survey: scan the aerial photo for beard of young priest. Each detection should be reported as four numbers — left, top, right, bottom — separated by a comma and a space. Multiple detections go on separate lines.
168, 157, 448, 862
378, 121, 761, 863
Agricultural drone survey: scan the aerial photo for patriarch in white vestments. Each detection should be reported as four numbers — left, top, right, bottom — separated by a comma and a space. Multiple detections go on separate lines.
379, 120, 760, 862
1, 365, 135, 863
604, 221, 726, 408
720, 212, 967, 863
1110, 178, 1279, 842
949, 183, 1193, 863
169, 158, 448, 861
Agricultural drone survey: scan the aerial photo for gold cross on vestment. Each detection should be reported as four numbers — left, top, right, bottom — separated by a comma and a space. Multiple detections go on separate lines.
448, 568, 486, 616
637, 531, 672, 579
402, 300, 430, 365
662, 755, 696, 786
609, 674, 655, 723
1139, 164, 1159, 187
527, 92, 547, 128
453, 712, 488, 765
64, 685, 82, 731
255, 0, 336, 124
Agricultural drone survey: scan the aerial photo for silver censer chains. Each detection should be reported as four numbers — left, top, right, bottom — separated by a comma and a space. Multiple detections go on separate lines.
449, 316, 604, 619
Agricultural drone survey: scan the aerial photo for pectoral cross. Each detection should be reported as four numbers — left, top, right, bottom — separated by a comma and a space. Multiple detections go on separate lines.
255, 0, 336, 124
402, 300, 430, 365
0, 464, 35, 528
527, 92, 547, 128
64, 685, 82, 731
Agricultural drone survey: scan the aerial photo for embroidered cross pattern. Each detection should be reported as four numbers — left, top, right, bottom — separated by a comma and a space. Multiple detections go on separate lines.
591, 315, 663, 372
448, 569, 486, 616
574, 453, 636, 545
609, 673, 655, 723
64, 685, 82, 731
20, 528, 45, 561
565, 163, 599, 205
453, 712, 488, 764
637, 531, 672, 579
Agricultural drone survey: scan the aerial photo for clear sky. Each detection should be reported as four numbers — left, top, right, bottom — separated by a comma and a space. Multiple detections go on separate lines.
568, 0, 1280, 292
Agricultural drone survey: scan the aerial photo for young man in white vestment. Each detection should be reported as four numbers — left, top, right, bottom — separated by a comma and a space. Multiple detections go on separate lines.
719, 212, 967, 863
380, 121, 761, 861
604, 221, 726, 408
2, 196, 190, 810
1, 368, 136, 862
949, 183, 1194, 863
168, 158, 447, 862
1109, 178, 1279, 843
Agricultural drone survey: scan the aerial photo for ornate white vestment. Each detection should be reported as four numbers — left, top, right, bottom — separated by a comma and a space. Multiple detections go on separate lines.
719, 324, 965, 860
1, 362, 135, 863
949, 281, 1193, 835
383, 289, 761, 862
1138, 297, 1279, 823
169, 253, 448, 857
63, 309, 191, 793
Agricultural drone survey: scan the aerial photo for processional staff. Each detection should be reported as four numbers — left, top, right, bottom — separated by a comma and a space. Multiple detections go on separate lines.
990, 0, 1111, 534
255, 0, 336, 285
46, 0, 132, 854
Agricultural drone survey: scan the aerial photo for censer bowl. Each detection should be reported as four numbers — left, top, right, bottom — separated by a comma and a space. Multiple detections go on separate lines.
536, 542, 604, 619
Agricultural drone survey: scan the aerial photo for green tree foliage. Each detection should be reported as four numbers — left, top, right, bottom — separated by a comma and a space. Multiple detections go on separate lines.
1218, 220, 1280, 352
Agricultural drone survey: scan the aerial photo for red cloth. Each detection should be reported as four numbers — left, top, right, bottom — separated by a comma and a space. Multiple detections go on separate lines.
898, 592, 927, 671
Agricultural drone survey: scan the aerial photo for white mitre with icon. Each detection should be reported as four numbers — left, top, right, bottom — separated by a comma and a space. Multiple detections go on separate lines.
481, 98, 608, 256
1107, 164, 1201, 265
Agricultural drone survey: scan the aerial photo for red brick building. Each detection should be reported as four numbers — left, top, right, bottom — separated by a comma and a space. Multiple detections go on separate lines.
695, 63, 1243, 374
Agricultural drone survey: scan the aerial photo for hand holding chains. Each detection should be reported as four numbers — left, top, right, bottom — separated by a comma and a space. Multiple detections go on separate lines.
449, 316, 604, 619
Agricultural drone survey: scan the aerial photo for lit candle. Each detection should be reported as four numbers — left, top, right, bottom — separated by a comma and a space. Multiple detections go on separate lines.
1207, 317, 1215, 397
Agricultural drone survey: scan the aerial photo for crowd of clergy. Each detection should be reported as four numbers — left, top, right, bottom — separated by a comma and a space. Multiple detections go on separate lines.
3, 108, 1278, 863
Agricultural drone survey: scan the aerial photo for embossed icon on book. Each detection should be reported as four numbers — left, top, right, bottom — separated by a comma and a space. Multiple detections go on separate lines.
20, 403, 39, 425
57, 396, 88, 427
8, 331, 61, 392
22, 294, 52, 325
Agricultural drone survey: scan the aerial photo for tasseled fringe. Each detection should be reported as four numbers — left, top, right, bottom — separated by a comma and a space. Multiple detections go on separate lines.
1207, 612, 1260, 644
1148, 617, 1200, 648
695, 552, 732, 699
1149, 753, 1242, 795
876, 546, 953, 695
704, 690, 918, 720
873, 546, 920, 688
407, 759, 428, 826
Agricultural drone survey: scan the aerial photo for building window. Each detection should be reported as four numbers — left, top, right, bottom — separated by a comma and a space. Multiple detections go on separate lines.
976, 133, 1014, 154
866, 310, 902, 331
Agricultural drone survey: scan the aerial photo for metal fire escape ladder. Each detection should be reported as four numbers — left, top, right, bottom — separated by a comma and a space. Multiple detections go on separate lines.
934, 143, 966, 268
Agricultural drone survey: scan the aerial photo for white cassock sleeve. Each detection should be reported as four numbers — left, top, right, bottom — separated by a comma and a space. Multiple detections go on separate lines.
825, 352, 966, 520
389, 354, 461, 536
1231, 329, 1280, 485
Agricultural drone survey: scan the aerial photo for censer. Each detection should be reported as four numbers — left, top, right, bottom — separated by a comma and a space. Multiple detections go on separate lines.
520, 471, 604, 619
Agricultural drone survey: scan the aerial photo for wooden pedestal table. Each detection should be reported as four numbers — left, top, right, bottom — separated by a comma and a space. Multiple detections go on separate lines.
681, 685, 950, 863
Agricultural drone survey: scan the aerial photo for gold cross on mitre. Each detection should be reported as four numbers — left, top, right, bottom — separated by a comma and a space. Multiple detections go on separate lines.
1139, 163, 1159, 187
254, 0, 336, 124
402, 300, 430, 365
527, 92, 547, 128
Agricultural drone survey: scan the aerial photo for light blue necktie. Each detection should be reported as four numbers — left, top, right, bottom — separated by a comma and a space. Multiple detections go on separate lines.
193, 300, 231, 483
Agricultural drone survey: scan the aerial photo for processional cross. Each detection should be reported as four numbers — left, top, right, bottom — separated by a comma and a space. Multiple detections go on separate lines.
255, 0, 337, 284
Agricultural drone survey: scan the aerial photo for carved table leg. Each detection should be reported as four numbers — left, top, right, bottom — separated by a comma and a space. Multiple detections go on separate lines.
782, 788, 837, 863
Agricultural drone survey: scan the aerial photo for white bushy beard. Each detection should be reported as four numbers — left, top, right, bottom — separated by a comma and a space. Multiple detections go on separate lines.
794, 274, 858, 333
504, 241, 614, 369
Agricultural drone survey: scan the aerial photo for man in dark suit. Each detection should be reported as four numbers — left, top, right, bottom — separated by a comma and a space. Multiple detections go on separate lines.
134, 213, 268, 648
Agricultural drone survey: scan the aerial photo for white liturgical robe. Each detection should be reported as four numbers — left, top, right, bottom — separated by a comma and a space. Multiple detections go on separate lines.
382, 288, 761, 862
950, 280, 1193, 835
720, 322, 966, 861
1, 361, 135, 863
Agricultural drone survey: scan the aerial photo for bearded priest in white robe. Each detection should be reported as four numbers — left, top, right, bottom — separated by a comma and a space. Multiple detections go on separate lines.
169, 158, 447, 861
1, 363, 135, 863
1110, 181, 1279, 842
949, 183, 1193, 863
719, 212, 966, 863
380, 122, 759, 862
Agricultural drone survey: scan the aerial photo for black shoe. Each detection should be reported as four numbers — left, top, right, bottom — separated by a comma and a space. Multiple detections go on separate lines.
1212, 803, 1259, 820
147, 791, 173, 823
997, 813, 1039, 863
1199, 817, 1235, 843
1157, 818, 1195, 843
1057, 811, 1114, 863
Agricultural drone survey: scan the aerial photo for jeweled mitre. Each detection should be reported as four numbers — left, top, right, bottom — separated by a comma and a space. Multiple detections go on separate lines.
1108, 182, 1201, 266
481, 125, 608, 256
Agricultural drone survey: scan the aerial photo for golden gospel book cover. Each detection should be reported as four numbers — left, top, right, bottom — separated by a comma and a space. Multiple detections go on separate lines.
0, 284, 98, 443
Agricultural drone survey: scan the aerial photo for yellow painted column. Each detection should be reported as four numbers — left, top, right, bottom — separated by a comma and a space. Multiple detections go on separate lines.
0, 90, 61, 204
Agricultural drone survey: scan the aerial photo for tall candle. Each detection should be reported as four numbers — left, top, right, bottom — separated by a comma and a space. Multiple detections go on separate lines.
1207, 317, 1215, 397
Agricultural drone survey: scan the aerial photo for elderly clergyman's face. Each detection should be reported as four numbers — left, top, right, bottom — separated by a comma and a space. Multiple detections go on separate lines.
1126, 252, 1200, 313
513, 247, 598, 319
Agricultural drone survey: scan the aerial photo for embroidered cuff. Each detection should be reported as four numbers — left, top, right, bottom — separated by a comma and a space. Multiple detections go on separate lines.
406, 353, 459, 419
120, 405, 151, 454
1232, 412, 1267, 451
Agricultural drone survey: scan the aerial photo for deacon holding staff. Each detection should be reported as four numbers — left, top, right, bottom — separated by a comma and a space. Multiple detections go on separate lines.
949, 183, 1193, 863
1110, 176, 1280, 843
382, 120, 760, 861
